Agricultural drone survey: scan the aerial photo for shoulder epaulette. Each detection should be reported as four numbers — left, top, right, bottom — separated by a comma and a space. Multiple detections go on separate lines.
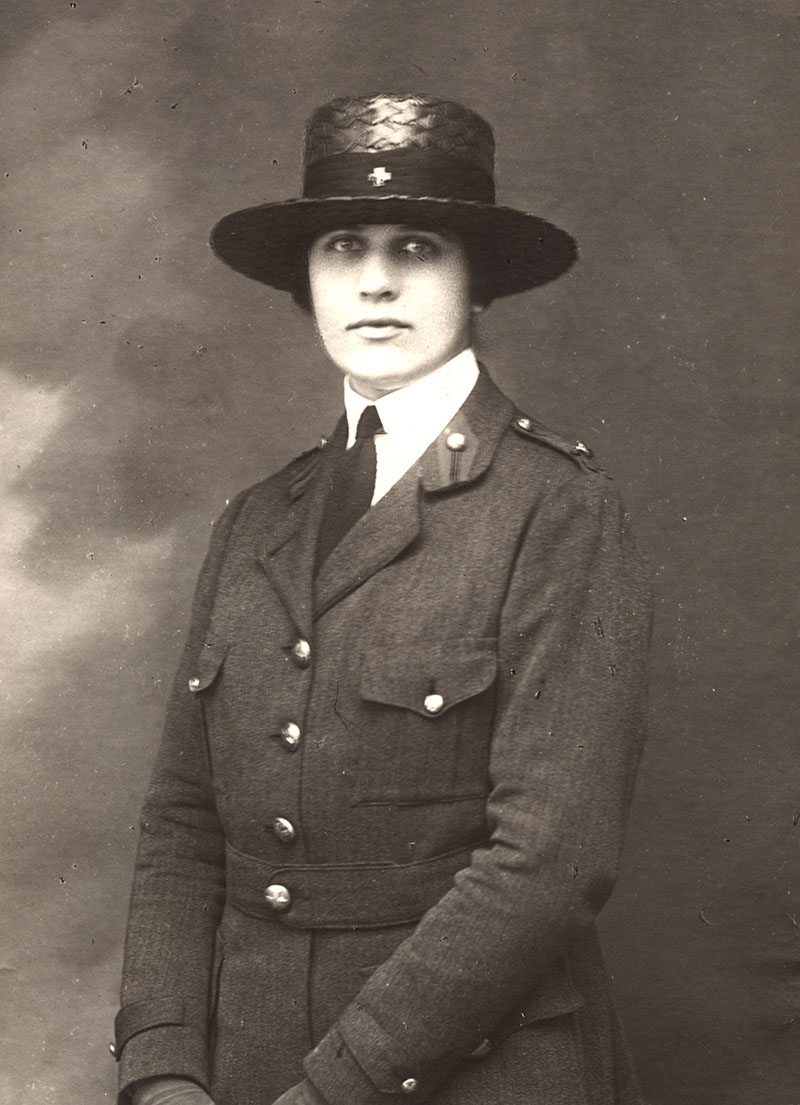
511, 415, 607, 475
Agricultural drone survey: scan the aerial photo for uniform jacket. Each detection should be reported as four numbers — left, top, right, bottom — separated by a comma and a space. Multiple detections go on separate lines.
115, 370, 652, 1105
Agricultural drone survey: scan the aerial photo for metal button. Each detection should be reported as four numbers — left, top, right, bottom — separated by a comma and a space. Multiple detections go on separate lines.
273, 817, 297, 844
445, 431, 467, 452
516, 417, 532, 431
264, 884, 292, 912
188, 676, 201, 692
279, 722, 302, 751
292, 639, 311, 668
572, 441, 593, 457
470, 1038, 492, 1060
401, 1078, 419, 1094
108, 1042, 118, 1058
423, 693, 445, 715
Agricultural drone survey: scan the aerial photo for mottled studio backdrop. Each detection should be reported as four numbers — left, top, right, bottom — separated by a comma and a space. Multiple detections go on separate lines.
2, 1, 797, 1102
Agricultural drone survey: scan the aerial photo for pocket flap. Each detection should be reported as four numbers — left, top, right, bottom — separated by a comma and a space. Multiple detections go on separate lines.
189, 640, 228, 693
361, 638, 497, 717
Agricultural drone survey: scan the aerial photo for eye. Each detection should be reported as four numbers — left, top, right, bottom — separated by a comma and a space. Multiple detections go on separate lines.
325, 234, 363, 253
399, 237, 438, 260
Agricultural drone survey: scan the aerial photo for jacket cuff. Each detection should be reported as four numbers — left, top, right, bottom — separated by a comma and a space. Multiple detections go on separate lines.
303, 1002, 451, 1105
114, 999, 210, 1102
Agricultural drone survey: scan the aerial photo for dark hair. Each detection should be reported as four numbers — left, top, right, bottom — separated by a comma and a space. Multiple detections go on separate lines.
287, 227, 495, 313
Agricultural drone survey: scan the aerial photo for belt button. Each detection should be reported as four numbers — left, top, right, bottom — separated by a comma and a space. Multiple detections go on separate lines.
292, 639, 311, 668
264, 884, 292, 912
401, 1078, 419, 1094
273, 816, 297, 844
278, 721, 302, 751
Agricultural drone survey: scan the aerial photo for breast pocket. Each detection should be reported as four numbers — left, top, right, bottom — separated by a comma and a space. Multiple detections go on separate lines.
353, 637, 498, 806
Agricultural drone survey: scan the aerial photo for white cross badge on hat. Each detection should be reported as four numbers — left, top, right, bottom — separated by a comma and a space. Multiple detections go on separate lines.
367, 166, 392, 187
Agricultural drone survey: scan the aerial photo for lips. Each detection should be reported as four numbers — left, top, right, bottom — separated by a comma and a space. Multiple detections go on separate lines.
344, 318, 408, 329
347, 318, 410, 340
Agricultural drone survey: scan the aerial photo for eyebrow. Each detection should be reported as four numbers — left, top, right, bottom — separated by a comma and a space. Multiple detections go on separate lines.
321, 225, 454, 240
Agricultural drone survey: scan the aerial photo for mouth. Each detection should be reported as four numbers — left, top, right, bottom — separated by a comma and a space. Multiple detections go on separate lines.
346, 319, 410, 340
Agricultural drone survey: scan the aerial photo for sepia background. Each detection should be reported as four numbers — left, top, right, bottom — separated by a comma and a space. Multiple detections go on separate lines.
2, 1, 798, 1102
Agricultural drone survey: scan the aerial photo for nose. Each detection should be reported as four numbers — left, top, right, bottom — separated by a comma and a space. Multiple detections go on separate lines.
358, 248, 398, 302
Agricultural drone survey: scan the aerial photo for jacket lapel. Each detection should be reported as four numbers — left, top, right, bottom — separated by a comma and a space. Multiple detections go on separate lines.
313, 468, 421, 620
313, 370, 516, 620
256, 420, 346, 639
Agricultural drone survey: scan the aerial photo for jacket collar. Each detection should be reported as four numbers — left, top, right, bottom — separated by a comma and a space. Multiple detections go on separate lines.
257, 369, 515, 631
416, 368, 515, 492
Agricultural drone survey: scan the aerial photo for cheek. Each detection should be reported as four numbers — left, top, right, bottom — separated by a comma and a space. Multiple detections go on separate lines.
430, 270, 473, 329
308, 256, 342, 316
309, 282, 343, 336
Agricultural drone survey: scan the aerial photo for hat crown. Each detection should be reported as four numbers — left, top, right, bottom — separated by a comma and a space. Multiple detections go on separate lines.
304, 94, 495, 177
210, 92, 578, 298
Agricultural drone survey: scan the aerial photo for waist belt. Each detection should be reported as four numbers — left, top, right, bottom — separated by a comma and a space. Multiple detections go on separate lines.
225, 842, 482, 930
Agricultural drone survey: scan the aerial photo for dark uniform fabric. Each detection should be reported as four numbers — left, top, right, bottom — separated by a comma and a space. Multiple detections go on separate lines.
115, 371, 652, 1105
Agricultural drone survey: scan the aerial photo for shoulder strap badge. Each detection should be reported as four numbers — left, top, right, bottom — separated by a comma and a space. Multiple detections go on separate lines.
512, 416, 606, 475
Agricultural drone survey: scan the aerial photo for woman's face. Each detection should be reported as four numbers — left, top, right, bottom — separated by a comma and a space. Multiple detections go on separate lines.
308, 224, 476, 399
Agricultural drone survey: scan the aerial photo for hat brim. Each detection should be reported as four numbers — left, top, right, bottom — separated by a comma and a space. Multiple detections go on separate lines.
210, 196, 577, 299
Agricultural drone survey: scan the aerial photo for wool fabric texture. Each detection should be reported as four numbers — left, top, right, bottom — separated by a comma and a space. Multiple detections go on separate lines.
116, 371, 651, 1105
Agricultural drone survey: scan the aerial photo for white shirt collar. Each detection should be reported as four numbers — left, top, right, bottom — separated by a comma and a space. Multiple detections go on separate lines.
343, 347, 480, 448
342, 348, 480, 505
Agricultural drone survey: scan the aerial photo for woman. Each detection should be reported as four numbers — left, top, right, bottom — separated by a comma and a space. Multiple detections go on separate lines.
114, 94, 652, 1105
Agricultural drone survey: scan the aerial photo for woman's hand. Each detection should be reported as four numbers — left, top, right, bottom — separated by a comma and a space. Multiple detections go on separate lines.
131, 1077, 215, 1105
270, 1078, 328, 1105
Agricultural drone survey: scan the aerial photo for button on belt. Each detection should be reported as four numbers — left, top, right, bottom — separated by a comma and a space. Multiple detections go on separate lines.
264, 884, 292, 912
225, 842, 479, 929
273, 817, 297, 844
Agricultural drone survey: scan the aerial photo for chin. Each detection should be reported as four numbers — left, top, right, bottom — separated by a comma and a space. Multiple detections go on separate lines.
345, 354, 424, 388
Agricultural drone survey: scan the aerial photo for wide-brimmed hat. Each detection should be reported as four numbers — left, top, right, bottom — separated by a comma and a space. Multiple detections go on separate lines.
210, 94, 577, 299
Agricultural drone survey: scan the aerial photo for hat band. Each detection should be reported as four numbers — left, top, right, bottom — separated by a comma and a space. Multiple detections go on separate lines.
303, 148, 495, 204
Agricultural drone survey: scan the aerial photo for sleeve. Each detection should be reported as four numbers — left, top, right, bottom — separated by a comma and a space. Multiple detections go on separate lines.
303, 473, 653, 1105
114, 492, 250, 1101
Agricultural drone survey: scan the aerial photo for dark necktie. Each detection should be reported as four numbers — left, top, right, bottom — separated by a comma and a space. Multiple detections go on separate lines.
316, 404, 384, 568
